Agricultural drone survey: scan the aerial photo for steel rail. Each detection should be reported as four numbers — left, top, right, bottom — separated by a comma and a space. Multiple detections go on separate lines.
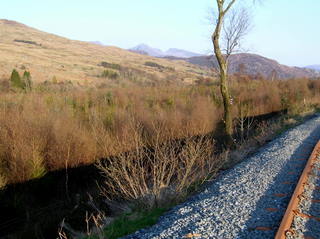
274, 140, 320, 239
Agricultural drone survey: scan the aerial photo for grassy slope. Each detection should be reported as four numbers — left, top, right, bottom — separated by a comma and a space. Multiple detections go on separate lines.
0, 19, 208, 84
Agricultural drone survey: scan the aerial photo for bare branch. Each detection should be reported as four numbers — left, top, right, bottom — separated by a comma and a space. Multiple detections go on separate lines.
223, 0, 237, 14
222, 8, 251, 58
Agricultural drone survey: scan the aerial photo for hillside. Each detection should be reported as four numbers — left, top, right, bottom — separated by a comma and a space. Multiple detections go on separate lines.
169, 53, 319, 79
1, 20, 315, 84
0, 20, 208, 84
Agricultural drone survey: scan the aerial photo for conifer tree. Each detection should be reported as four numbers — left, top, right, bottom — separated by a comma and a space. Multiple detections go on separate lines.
10, 69, 25, 89
23, 70, 32, 91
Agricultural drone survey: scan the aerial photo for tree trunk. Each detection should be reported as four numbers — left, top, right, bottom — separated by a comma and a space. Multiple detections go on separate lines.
212, 4, 233, 145
220, 65, 233, 140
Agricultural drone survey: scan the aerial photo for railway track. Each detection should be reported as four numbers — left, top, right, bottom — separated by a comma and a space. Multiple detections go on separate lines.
275, 140, 320, 239
124, 116, 320, 239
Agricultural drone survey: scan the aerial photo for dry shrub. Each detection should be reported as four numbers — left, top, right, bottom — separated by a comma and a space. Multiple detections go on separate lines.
46, 116, 98, 170
97, 125, 221, 208
0, 166, 6, 189
223, 118, 284, 169
0, 94, 98, 183
0, 77, 319, 186
0, 110, 50, 182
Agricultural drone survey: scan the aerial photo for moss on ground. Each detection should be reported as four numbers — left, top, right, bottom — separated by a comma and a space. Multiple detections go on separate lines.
86, 207, 168, 239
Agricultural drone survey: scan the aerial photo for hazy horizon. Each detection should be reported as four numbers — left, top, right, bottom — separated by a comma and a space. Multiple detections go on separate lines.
2, 0, 319, 67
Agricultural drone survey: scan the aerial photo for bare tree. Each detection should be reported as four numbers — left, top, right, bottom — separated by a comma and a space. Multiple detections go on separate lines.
222, 8, 251, 58
212, 0, 252, 144
236, 99, 255, 142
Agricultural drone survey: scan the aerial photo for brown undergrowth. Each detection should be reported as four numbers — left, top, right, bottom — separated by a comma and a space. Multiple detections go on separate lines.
0, 77, 319, 189
97, 125, 220, 208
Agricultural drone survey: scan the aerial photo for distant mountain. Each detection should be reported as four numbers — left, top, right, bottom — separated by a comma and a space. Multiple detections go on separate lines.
130, 44, 202, 58
89, 41, 104, 46
179, 53, 319, 79
165, 48, 202, 58
130, 44, 164, 57
305, 65, 320, 72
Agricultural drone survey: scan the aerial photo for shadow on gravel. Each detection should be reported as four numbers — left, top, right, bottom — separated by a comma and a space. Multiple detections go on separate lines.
235, 121, 320, 239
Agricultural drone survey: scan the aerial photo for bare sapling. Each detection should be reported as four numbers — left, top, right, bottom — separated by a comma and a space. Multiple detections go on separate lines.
96, 124, 221, 208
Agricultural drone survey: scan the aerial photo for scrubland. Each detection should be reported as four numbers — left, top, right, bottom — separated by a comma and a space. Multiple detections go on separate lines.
1, 72, 320, 239
2, 19, 320, 239
0, 76, 319, 192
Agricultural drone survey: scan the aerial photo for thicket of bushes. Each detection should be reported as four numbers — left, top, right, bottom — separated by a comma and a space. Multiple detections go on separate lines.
99, 61, 122, 70
0, 76, 319, 192
10, 69, 32, 91
144, 61, 175, 72
101, 69, 119, 79
14, 39, 40, 46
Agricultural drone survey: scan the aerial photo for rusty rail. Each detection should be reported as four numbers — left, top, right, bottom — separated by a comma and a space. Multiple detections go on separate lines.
274, 140, 320, 239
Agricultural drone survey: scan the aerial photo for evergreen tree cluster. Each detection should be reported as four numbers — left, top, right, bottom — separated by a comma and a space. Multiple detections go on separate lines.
10, 69, 32, 91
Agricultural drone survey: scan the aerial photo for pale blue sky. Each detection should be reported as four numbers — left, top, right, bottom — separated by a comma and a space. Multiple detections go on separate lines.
1, 0, 319, 66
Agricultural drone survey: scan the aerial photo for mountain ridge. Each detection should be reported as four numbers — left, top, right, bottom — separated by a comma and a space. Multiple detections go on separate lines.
305, 65, 320, 71
130, 44, 202, 58
168, 53, 319, 79
130, 43, 318, 79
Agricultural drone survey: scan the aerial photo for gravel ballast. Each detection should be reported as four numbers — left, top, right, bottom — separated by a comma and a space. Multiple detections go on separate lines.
123, 115, 320, 239
287, 152, 320, 239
